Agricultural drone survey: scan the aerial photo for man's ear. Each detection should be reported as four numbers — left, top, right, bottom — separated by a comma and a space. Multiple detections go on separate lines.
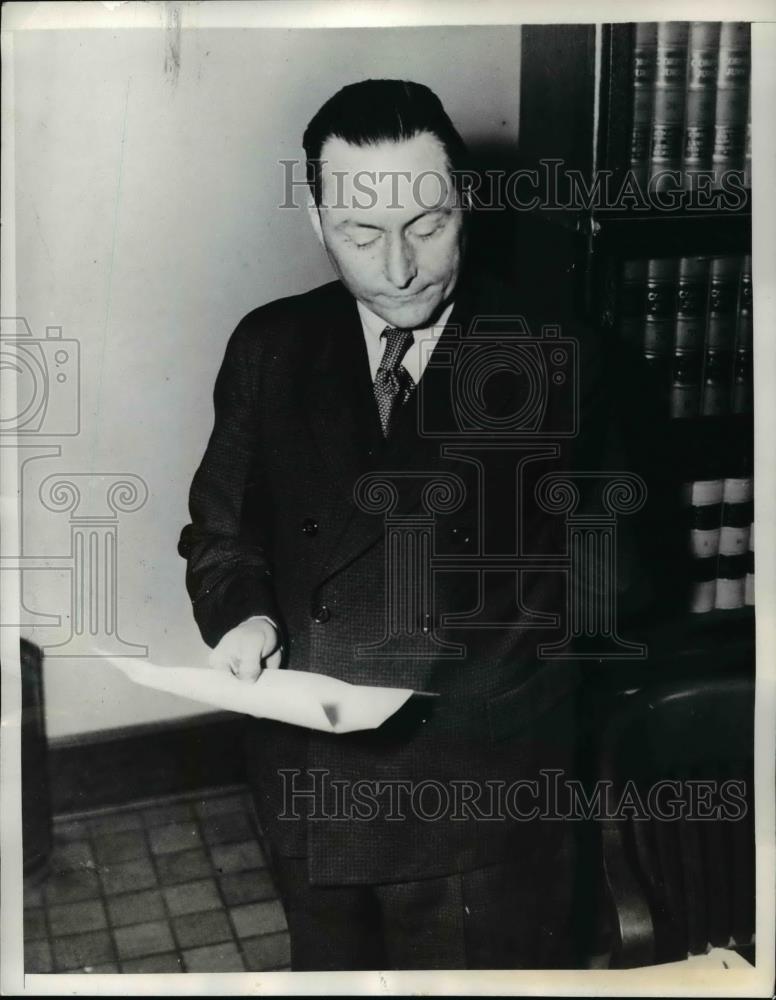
307, 196, 325, 248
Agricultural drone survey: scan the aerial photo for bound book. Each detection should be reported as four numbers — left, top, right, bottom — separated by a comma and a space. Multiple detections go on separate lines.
714, 476, 753, 609
644, 257, 678, 355
735, 254, 753, 352
712, 22, 751, 176
700, 255, 742, 416
618, 258, 648, 350
649, 22, 689, 190
745, 521, 754, 606
643, 257, 677, 408
683, 478, 724, 614
670, 350, 703, 419
629, 23, 658, 188
732, 254, 753, 414
706, 256, 742, 352
670, 256, 709, 418
731, 349, 753, 415
743, 85, 752, 188
683, 22, 721, 187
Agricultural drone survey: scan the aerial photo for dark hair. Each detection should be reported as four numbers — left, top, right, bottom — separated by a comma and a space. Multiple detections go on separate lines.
303, 79, 469, 205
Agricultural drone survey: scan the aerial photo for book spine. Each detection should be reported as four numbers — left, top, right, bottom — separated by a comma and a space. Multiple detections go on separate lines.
649, 22, 689, 188
670, 350, 703, 419
644, 257, 679, 356
701, 255, 742, 416
743, 84, 752, 188
732, 253, 753, 414
683, 22, 721, 186
712, 22, 751, 176
618, 258, 648, 350
670, 256, 708, 418
683, 478, 724, 613
629, 23, 658, 188
706, 255, 742, 351
731, 349, 753, 415
644, 257, 678, 411
714, 476, 754, 609
700, 350, 730, 416
674, 256, 710, 352
745, 520, 754, 606
735, 253, 753, 352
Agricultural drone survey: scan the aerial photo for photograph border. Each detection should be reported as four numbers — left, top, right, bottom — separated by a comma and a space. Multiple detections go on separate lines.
1, 1, 773, 995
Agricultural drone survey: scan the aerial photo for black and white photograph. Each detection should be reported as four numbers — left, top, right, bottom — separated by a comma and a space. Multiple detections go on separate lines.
1, 1, 774, 994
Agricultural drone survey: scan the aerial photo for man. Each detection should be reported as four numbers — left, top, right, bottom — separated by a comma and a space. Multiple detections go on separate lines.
179, 79, 608, 970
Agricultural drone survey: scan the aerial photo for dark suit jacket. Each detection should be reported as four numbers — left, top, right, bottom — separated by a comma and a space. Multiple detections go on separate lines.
179, 269, 611, 884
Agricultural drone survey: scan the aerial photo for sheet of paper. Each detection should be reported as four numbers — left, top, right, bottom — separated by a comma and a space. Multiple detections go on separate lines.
644, 947, 755, 973
102, 655, 425, 734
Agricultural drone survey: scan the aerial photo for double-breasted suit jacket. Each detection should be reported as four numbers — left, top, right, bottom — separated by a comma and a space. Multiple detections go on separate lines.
179, 268, 609, 885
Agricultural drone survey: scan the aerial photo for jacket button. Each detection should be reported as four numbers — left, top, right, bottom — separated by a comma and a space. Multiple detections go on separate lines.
302, 518, 319, 537
312, 603, 331, 624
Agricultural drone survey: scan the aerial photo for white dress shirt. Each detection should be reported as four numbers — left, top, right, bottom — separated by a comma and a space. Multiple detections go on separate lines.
356, 300, 455, 384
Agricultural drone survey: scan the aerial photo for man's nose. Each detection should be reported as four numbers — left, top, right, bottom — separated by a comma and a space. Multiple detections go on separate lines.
384, 235, 417, 290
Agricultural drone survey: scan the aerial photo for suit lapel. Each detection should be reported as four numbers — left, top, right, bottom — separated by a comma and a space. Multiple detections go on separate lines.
316, 281, 482, 584
302, 284, 383, 490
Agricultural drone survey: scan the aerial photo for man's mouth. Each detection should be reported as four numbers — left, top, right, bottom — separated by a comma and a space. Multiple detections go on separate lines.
381, 286, 431, 303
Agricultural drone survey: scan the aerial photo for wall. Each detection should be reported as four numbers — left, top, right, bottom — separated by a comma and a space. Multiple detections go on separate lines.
13, 24, 522, 739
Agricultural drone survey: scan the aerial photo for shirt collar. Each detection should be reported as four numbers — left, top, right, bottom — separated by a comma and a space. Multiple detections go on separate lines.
356, 299, 455, 384
356, 299, 455, 342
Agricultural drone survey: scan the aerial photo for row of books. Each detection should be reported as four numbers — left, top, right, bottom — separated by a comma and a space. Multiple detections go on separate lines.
618, 253, 752, 419
684, 476, 754, 613
629, 22, 751, 188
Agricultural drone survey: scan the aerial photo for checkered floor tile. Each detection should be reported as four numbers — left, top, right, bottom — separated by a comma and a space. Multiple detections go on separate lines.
23, 786, 290, 974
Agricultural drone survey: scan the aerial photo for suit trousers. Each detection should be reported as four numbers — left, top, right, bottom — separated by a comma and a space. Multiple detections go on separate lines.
263, 828, 578, 971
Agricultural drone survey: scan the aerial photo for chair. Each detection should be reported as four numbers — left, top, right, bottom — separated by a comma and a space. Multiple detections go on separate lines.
21, 638, 53, 880
596, 676, 755, 968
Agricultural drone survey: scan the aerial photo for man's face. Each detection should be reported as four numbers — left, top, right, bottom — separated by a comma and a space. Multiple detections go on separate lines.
308, 131, 467, 329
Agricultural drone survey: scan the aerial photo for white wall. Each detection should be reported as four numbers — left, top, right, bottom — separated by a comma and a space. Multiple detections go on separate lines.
14, 24, 521, 739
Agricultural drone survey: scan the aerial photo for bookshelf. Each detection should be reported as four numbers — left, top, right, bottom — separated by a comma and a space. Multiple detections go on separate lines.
513, 22, 754, 683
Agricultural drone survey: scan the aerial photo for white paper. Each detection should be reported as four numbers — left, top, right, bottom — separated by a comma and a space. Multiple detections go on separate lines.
102, 655, 423, 734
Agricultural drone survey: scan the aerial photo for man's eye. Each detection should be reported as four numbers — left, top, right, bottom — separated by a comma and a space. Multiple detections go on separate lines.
351, 233, 381, 249
410, 222, 442, 240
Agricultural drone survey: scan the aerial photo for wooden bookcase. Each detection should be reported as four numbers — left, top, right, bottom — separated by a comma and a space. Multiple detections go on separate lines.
512, 23, 754, 687
512, 30, 756, 965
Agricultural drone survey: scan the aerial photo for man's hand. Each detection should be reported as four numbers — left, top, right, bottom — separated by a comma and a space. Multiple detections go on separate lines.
208, 616, 282, 683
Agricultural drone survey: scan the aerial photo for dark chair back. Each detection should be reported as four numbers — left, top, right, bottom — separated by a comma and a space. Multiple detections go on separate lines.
598, 677, 755, 967
21, 638, 53, 880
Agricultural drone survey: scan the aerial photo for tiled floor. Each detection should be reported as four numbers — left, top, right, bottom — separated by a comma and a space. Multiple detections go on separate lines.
23, 786, 291, 974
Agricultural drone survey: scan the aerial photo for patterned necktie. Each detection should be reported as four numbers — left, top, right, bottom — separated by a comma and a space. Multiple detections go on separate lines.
374, 327, 415, 437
